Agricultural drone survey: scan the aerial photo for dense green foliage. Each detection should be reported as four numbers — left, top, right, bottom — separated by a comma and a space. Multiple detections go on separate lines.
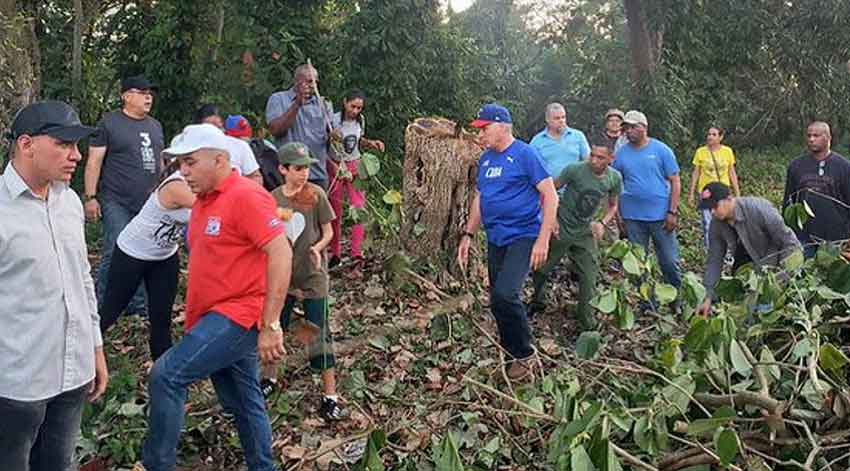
29, 0, 850, 156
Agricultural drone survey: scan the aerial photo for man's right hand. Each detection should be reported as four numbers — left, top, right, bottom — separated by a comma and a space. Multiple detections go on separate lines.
85, 199, 101, 222
457, 235, 471, 272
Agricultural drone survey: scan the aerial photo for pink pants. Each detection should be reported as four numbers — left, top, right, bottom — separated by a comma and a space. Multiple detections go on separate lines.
328, 160, 366, 258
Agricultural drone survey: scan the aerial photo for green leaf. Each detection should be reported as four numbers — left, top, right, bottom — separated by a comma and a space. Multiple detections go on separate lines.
617, 304, 635, 330
589, 437, 623, 471
369, 335, 389, 351
687, 406, 735, 436
563, 402, 603, 438
633, 416, 655, 455
659, 374, 695, 417
715, 428, 739, 468
782, 250, 804, 272
382, 189, 402, 205
592, 290, 618, 314
729, 340, 752, 376
655, 283, 678, 305
792, 338, 812, 360
358, 152, 381, 178
622, 251, 642, 276
819, 343, 850, 373
607, 240, 629, 259
681, 272, 707, 307
570, 444, 597, 471
358, 429, 386, 471
783, 203, 809, 230
758, 347, 781, 382
118, 401, 145, 417
715, 278, 746, 302
685, 317, 710, 352
576, 331, 602, 360
803, 199, 816, 217
434, 431, 465, 471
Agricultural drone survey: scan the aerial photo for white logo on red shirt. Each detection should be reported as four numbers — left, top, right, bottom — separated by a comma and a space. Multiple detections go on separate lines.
269, 218, 282, 229
205, 217, 221, 236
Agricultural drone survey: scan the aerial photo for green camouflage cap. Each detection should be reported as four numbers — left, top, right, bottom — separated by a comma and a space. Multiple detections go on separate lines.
277, 142, 318, 166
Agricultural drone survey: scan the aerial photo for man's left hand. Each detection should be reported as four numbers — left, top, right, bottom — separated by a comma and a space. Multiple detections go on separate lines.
663, 212, 678, 232
530, 237, 549, 271
88, 348, 108, 402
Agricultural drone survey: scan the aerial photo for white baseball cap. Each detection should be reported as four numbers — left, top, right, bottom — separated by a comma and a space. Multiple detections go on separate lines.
163, 123, 231, 157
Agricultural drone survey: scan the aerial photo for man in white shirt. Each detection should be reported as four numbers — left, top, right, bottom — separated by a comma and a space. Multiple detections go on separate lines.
0, 100, 109, 471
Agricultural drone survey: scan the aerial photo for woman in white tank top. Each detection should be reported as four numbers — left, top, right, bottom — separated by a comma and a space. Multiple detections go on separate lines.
100, 158, 195, 361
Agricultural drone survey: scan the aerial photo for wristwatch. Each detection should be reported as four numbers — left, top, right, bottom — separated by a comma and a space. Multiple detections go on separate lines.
263, 321, 282, 332
667, 210, 678, 216
461, 231, 475, 239
85, 194, 97, 202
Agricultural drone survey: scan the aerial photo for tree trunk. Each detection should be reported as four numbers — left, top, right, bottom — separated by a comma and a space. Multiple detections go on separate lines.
0, 0, 39, 166
401, 118, 484, 277
623, 0, 662, 83
72, 0, 83, 105
211, 1, 225, 62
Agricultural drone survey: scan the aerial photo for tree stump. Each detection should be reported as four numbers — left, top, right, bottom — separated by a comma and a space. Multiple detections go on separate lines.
402, 117, 483, 276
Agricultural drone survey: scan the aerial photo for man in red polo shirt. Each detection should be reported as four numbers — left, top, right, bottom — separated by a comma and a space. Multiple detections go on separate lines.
138, 124, 290, 471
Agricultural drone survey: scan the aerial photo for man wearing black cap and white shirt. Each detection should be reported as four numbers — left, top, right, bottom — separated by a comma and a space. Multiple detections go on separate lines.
698, 182, 801, 316
0, 101, 109, 471
84, 74, 164, 316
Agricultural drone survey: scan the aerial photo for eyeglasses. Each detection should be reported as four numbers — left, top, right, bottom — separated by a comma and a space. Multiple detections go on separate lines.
819, 160, 826, 177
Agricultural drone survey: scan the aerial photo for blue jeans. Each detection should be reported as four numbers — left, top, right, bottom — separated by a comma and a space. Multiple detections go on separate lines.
700, 209, 712, 251
623, 219, 682, 288
0, 386, 86, 471
97, 200, 147, 314
487, 238, 535, 360
142, 313, 278, 471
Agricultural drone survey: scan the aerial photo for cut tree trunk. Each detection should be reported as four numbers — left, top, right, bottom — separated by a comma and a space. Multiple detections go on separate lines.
402, 118, 483, 277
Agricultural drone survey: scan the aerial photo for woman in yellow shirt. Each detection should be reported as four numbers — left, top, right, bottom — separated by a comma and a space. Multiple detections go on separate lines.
688, 126, 741, 249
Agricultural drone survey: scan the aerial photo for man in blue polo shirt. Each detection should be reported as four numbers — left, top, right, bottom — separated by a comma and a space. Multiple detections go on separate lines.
530, 103, 590, 179
613, 110, 682, 295
457, 103, 557, 381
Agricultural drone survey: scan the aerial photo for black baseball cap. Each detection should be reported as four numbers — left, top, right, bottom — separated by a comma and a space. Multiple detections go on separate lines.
120, 75, 158, 93
7, 100, 97, 142
699, 182, 732, 210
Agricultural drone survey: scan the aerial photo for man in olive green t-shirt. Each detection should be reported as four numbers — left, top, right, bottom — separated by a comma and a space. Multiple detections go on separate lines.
530, 145, 623, 331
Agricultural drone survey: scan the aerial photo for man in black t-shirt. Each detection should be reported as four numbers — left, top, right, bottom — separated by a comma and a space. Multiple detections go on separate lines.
783, 121, 850, 257
83, 75, 164, 314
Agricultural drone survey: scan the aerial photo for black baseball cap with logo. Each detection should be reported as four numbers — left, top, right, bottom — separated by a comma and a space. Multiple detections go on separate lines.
699, 182, 732, 210
120, 75, 158, 93
7, 100, 97, 142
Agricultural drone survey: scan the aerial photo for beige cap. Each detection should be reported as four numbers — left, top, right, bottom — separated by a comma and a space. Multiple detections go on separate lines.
623, 110, 648, 127
605, 108, 624, 120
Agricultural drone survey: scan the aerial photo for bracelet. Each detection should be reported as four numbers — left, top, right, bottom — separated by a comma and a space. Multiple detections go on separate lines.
85, 194, 97, 202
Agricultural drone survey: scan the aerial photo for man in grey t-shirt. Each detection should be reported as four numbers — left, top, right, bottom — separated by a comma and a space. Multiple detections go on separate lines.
84, 75, 164, 314
265, 63, 333, 189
